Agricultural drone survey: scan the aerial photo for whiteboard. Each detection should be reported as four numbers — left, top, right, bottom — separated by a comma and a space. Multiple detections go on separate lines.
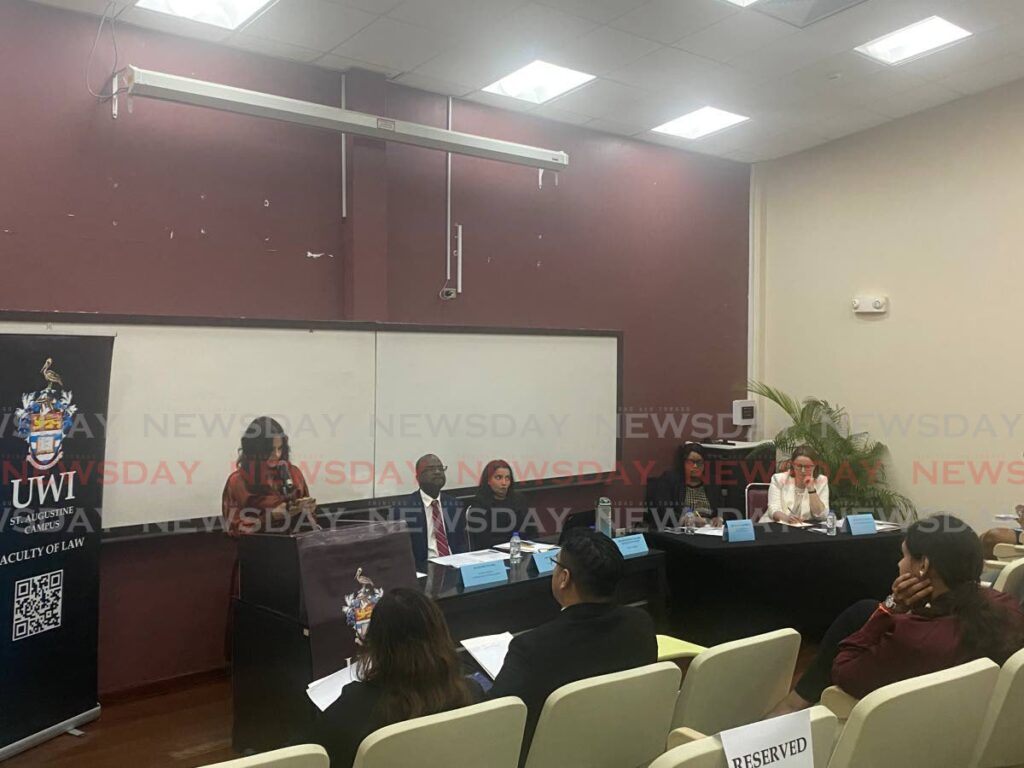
373, 332, 618, 497
0, 322, 377, 529
0, 320, 619, 527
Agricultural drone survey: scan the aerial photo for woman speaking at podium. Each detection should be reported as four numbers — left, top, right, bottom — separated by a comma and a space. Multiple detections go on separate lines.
221, 416, 318, 537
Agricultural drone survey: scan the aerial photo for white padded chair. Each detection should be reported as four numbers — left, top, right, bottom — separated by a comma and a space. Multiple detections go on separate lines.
523, 662, 681, 768
671, 629, 801, 734
825, 659, 1000, 768
970, 647, 1024, 768
993, 543, 1024, 562
650, 706, 839, 768
991, 557, 1024, 602
199, 745, 329, 768
353, 697, 526, 768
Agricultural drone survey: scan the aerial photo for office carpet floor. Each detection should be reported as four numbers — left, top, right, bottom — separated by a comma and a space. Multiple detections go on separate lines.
6, 645, 819, 767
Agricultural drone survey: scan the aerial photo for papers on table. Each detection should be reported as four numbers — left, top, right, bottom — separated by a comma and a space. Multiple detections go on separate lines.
461, 632, 513, 679
430, 550, 511, 567
774, 520, 814, 528
492, 541, 559, 553
694, 527, 725, 537
306, 664, 361, 712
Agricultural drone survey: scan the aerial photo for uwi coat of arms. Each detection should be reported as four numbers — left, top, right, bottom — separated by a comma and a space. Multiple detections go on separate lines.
343, 568, 384, 644
14, 358, 77, 471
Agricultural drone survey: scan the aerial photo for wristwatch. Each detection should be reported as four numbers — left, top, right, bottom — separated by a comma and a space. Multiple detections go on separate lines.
882, 594, 899, 612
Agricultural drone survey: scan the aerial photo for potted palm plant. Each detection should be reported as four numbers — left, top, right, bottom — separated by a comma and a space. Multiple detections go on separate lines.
749, 382, 916, 522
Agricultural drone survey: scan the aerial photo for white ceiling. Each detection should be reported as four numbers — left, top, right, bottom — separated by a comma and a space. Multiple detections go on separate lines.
32, 0, 1024, 161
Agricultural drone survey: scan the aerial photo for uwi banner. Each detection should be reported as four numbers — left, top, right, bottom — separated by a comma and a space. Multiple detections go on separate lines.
0, 335, 114, 760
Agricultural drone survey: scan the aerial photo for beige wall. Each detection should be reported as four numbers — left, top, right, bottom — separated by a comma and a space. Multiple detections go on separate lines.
751, 76, 1024, 531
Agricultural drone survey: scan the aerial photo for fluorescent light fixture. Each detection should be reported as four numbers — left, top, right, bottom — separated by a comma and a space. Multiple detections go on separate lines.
855, 16, 971, 65
722, 0, 762, 6
483, 60, 595, 104
134, 0, 272, 30
652, 106, 749, 140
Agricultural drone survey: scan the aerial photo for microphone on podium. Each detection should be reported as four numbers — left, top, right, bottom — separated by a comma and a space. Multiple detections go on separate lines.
276, 462, 296, 498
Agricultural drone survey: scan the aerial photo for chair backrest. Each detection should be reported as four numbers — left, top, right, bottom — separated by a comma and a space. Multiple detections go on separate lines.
992, 557, 1024, 601
971, 646, 1024, 768
672, 629, 801, 733
650, 706, 839, 768
745, 483, 770, 523
353, 698, 527, 768
827, 658, 1000, 768
199, 745, 329, 768
524, 662, 682, 768
993, 543, 1024, 561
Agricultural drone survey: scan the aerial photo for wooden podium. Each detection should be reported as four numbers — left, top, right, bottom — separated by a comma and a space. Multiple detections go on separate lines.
232, 522, 417, 753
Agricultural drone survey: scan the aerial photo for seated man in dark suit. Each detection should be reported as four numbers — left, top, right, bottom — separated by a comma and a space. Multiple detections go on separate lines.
392, 454, 469, 568
488, 527, 658, 760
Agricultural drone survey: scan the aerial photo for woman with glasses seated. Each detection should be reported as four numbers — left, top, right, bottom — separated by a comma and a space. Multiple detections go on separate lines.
644, 442, 726, 528
765, 445, 829, 524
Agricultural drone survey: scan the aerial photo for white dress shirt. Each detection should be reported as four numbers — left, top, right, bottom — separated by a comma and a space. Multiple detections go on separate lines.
420, 488, 447, 558
766, 472, 829, 522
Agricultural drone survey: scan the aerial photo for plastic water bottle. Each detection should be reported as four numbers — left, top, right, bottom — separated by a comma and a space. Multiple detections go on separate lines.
683, 507, 696, 535
509, 531, 522, 564
826, 509, 837, 537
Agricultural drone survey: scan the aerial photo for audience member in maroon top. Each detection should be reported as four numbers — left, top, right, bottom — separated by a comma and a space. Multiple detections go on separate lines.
769, 514, 1024, 715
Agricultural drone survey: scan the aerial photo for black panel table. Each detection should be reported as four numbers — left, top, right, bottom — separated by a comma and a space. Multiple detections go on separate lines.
646, 524, 903, 647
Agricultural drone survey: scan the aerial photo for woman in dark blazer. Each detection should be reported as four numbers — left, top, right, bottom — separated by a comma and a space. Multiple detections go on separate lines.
645, 442, 727, 528
467, 459, 538, 548
309, 589, 482, 767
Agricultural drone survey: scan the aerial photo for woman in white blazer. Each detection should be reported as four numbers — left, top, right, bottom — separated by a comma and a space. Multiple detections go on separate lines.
765, 445, 829, 524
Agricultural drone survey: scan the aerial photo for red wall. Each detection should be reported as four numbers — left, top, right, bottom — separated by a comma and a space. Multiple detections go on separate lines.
0, 0, 749, 695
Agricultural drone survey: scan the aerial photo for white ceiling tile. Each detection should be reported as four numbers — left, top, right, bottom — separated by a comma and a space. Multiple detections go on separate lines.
584, 118, 646, 136
867, 82, 964, 119
485, 3, 599, 50
607, 46, 729, 93
391, 72, 475, 96
241, 0, 377, 51
118, 6, 233, 41
388, 0, 527, 40
548, 27, 661, 76
316, 52, 401, 75
29, 0, 130, 15
328, 0, 405, 13
938, 52, 1024, 94
723, 149, 757, 162
796, 0, 946, 57
414, 43, 534, 91
728, 32, 836, 81
329, 17, 451, 71
464, 89, 538, 113
545, 78, 642, 120
674, 10, 798, 64
611, 0, 738, 46
812, 107, 889, 140
535, 0, 648, 24
625, 92, 708, 128
897, 25, 1024, 82
531, 102, 592, 125
231, 34, 323, 62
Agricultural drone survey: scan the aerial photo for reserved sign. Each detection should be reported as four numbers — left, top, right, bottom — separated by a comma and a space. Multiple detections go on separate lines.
720, 710, 813, 768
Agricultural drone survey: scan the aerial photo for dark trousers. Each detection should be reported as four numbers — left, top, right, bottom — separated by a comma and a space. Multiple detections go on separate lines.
794, 599, 878, 702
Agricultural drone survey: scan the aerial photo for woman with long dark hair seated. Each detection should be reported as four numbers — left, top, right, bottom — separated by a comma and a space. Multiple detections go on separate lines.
467, 459, 538, 548
645, 443, 726, 528
769, 514, 1024, 715
221, 415, 317, 537
311, 588, 482, 767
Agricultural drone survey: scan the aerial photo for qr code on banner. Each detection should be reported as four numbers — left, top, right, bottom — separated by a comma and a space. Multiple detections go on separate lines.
12, 570, 63, 641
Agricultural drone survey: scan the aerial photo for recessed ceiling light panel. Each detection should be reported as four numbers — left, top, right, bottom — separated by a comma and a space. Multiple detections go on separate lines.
483, 60, 596, 104
653, 107, 750, 140
722, 0, 762, 6
134, 0, 273, 30
855, 16, 972, 65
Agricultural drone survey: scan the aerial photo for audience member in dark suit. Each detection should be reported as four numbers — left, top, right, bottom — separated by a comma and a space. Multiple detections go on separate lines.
392, 454, 468, 567
309, 588, 482, 768
466, 459, 538, 549
488, 527, 658, 761
644, 442, 727, 528
768, 514, 1024, 716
